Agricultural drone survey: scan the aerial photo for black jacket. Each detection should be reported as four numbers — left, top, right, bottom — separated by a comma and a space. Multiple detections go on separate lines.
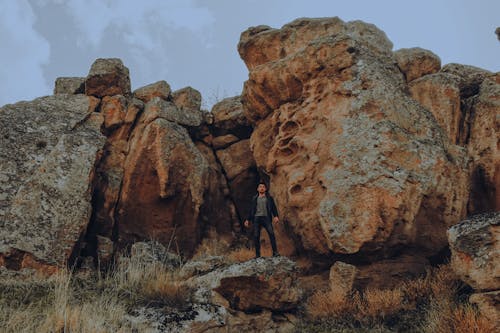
247, 193, 279, 223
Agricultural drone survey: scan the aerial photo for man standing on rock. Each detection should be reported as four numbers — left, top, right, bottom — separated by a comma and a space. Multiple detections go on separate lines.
244, 181, 280, 258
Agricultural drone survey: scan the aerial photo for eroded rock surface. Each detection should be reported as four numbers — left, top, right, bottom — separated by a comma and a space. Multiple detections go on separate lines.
0, 95, 106, 268
239, 17, 469, 258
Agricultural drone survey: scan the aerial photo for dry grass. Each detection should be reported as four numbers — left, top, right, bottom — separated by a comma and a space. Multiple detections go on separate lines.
0, 253, 191, 333
304, 263, 492, 332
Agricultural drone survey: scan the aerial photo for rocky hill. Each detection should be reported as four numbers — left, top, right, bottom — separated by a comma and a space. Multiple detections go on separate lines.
0, 17, 498, 332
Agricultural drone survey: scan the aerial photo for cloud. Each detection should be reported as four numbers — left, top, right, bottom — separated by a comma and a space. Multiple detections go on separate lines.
0, 0, 51, 106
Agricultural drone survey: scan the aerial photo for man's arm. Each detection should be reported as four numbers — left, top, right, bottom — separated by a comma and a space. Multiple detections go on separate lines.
270, 196, 279, 223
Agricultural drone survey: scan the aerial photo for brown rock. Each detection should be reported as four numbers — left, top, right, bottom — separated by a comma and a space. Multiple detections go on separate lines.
240, 17, 469, 257
133, 80, 171, 103
469, 291, 500, 329
143, 97, 203, 127
448, 212, 500, 291
212, 134, 240, 150
440, 63, 491, 97
409, 73, 462, 144
172, 86, 202, 111
215, 140, 255, 181
54, 77, 85, 94
496, 27, 500, 41
102, 95, 127, 130
190, 256, 300, 312
0, 95, 106, 268
394, 47, 441, 82
466, 76, 500, 213
85, 58, 131, 97
115, 103, 211, 255
329, 261, 358, 295
211, 96, 252, 138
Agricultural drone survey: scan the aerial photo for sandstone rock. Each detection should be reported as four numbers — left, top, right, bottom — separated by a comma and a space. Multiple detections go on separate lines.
102, 95, 127, 130
394, 47, 441, 82
469, 291, 500, 329
189, 256, 300, 312
54, 77, 85, 94
144, 97, 203, 127
466, 76, 500, 213
329, 261, 358, 295
212, 134, 240, 150
195, 143, 238, 236
0, 95, 106, 268
211, 96, 252, 138
85, 58, 131, 97
133, 80, 171, 103
116, 116, 209, 256
240, 17, 469, 257
409, 73, 462, 144
215, 140, 255, 181
172, 87, 202, 111
448, 211, 500, 291
440, 63, 491, 97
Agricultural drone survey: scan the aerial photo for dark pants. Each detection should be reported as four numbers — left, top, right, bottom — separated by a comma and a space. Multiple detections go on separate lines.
253, 216, 278, 257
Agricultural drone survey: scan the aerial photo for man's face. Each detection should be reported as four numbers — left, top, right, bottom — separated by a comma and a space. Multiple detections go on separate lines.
257, 184, 267, 194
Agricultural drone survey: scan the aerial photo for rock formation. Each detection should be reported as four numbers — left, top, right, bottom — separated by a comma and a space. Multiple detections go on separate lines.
448, 212, 500, 328
238, 17, 470, 262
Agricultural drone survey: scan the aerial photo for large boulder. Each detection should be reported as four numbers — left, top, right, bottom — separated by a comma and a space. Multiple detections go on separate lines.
0, 95, 106, 270
211, 96, 252, 138
85, 58, 131, 97
133, 80, 171, 103
239, 17, 469, 257
189, 256, 300, 312
448, 212, 499, 291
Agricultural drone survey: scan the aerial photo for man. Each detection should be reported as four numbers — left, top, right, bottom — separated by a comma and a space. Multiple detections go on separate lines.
244, 181, 280, 258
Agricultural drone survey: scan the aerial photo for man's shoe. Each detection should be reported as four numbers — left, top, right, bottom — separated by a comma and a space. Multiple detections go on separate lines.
272, 252, 280, 257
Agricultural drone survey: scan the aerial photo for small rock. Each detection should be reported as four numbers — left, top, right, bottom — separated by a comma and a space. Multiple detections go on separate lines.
96, 235, 114, 266
469, 291, 500, 329
130, 241, 181, 267
54, 77, 85, 94
394, 47, 441, 82
448, 211, 500, 291
212, 134, 240, 150
172, 87, 202, 111
85, 58, 131, 97
329, 261, 358, 295
133, 80, 171, 103
143, 97, 203, 127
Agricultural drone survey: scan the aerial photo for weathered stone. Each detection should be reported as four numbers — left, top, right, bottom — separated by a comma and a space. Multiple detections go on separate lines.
172, 87, 202, 111
394, 47, 441, 82
180, 255, 227, 279
448, 212, 500, 291
102, 95, 127, 130
215, 140, 255, 181
466, 76, 500, 213
440, 63, 492, 97
409, 73, 462, 144
85, 58, 131, 97
0, 95, 106, 268
195, 142, 238, 236
469, 291, 500, 329
329, 261, 358, 295
133, 80, 171, 103
211, 96, 252, 138
189, 256, 300, 312
144, 97, 203, 127
116, 106, 210, 256
212, 134, 240, 150
54, 77, 85, 94
240, 17, 469, 258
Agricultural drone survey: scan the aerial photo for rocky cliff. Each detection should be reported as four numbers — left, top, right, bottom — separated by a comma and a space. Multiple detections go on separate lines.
0, 16, 498, 329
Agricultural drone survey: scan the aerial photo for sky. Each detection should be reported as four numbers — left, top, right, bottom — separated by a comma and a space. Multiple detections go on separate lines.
0, 0, 498, 109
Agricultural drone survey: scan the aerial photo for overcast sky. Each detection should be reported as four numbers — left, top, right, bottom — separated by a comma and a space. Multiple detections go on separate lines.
1, 0, 498, 109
